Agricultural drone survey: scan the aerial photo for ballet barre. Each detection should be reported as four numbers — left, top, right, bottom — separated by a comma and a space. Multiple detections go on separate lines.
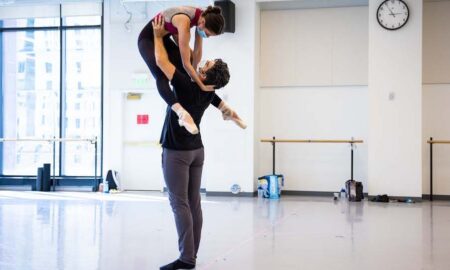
0, 137, 98, 191
427, 138, 450, 201
260, 137, 364, 180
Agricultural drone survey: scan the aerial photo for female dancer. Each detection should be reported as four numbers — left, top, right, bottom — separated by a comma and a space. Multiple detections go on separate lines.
138, 6, 230, 134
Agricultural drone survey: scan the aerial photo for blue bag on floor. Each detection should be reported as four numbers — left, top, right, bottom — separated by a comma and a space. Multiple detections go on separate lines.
258, 174, 284, 199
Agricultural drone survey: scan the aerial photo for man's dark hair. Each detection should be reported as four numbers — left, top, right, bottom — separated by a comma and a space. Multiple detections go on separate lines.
204, 59, 230, 89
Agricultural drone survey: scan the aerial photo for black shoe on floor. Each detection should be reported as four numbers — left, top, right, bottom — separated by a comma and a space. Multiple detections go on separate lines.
160, 259, 195, 270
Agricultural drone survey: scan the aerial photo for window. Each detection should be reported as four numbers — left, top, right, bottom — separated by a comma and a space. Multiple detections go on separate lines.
75, 40, 82, 49
18, 62, 25, 73
25, 30, 34, 39
23, 41, 33, 51
64, 16, 101, 27
45, 63, 52, 73
1, 12, 102, 177
1, 18, 59, 28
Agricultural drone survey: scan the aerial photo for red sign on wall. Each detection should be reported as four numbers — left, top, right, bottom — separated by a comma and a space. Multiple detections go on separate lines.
137, 114, 149, 125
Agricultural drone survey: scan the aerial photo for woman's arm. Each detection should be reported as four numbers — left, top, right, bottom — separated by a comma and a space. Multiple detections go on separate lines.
192, 28, 203, 70
172, 14, 214, 91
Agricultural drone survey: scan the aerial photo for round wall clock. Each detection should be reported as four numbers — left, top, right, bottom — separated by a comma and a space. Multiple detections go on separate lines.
377, 0, 409, 30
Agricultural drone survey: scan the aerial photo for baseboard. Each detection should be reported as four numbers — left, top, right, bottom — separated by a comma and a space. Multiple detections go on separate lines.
283, 190, 332, 196
206, 191, 257, 197
0, 177, 98, 191
162, 187, 207, 193
55, 186, 94, 192
368, 195, 423, 202
282, 190, 369, 197
422, 194, 450, 201
0, 185, 32, 191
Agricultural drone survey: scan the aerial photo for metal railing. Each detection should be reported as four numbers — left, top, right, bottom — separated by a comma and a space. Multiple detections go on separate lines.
0, 137, 98, 191
260, 137, 364, 180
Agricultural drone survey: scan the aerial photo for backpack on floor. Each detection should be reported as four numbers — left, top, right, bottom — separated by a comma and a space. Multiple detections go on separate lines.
371, 194, 390, 203
105, 170, 121, 190
345, 180, 364, 202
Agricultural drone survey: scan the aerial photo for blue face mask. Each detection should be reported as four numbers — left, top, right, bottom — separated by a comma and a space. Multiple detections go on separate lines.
197, 27, 208, 38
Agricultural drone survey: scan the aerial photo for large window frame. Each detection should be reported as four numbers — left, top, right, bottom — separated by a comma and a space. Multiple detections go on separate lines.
0, 4, 104, 190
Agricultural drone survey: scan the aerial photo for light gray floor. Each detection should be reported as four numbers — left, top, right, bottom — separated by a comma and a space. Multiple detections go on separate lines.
0, 191, 449, 270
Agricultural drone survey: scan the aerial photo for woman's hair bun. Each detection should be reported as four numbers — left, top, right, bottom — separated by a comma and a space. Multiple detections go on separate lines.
204, 5, 222, 15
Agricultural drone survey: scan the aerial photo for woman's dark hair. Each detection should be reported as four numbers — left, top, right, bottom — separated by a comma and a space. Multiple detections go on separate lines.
204, 59, 230, 89
202, 6, 225, 35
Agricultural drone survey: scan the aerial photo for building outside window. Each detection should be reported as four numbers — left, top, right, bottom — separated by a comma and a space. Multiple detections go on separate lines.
0, 6, 102, 178
45, 62, 52, 73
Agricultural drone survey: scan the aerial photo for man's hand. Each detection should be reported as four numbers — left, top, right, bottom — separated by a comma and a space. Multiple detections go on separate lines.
153, 14, 175, 80
152, 15, 166, 38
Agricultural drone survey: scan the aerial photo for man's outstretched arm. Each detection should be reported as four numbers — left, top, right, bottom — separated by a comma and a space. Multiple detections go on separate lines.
153, 16, 176, 81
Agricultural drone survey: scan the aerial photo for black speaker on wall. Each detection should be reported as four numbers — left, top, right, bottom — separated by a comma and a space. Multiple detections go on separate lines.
214, 0, 235, 33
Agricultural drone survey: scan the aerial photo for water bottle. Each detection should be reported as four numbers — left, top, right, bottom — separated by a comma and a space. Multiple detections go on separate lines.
340, 188, 346, 198
257, 187, 264, 198
103, 180, 109, 193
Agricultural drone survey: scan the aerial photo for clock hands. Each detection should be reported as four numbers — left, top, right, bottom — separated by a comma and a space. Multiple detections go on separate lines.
385, 4, 397, 18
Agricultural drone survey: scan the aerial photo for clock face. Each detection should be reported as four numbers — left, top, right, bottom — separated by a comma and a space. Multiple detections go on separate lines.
377, 0, 409, 30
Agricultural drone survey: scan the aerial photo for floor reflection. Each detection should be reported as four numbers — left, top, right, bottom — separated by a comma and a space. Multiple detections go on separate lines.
0, 191, 449, 270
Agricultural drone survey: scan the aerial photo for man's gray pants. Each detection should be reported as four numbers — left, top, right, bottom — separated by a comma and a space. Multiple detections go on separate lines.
162, 147, 204, 265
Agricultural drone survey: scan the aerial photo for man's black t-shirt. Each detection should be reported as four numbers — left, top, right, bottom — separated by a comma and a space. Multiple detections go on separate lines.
160, 70, 215, 150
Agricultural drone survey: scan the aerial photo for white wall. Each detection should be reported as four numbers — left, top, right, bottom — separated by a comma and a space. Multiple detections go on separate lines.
422, 85, 450, 196
422, 1, 450, 196
103, 1, 164, 190
200, 0, 256, 193
257, 5, 369, 193
368, 0, 423, 197
260, 6, 368, 87
258, 86, 368, 192
253, 3, 262, 191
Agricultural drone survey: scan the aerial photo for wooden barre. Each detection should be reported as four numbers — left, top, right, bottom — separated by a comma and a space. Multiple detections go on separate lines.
260, 139, 364, 144
428, 140, 450, 144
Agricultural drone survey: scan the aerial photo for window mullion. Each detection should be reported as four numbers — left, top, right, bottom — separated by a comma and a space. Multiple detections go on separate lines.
0, 21, 3, 174
58, 4, 64, 178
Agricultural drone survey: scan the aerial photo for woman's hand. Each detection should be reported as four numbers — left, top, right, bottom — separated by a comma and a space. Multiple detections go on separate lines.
152, 15, 166, 38
200, 84, 215, 92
